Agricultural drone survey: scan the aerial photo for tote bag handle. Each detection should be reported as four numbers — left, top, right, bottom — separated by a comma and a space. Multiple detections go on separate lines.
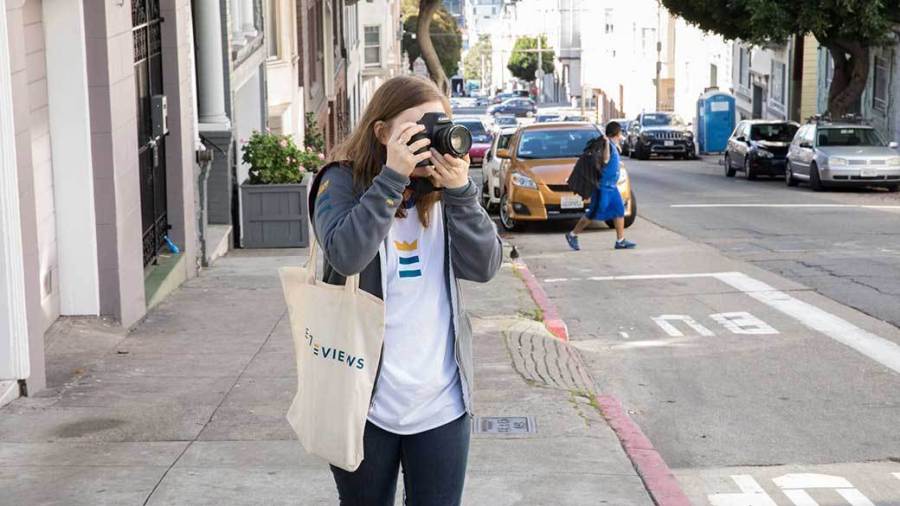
305, 229, 360, 293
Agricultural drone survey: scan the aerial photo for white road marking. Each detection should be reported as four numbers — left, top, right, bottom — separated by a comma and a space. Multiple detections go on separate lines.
670, 203, 900, 210
550, 271, 900, 375
710, 312, 779, 335
774, 474, 875, 506
652, 314, 715, 337
708, 475, 777, 506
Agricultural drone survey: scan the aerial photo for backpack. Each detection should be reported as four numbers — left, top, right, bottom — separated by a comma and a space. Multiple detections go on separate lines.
566, 137, 606, 199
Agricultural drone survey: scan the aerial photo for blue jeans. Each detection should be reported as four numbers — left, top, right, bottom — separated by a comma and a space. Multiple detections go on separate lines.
330, 414, 471, 505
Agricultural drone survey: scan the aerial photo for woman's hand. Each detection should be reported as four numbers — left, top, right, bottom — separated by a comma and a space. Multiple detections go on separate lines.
428, 149, 470, 190
385, 123, 432, 177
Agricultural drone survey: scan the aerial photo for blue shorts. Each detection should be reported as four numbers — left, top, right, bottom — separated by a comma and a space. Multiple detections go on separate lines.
585, 186, 625, 221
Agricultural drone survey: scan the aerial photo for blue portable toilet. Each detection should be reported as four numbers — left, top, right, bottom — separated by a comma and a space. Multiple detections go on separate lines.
696, 91, 736, 154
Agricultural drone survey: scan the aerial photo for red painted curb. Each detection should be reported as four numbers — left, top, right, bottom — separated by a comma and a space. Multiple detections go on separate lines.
510, 258, 690, 505
513, 261, 569, 341
595, 394, 692, 506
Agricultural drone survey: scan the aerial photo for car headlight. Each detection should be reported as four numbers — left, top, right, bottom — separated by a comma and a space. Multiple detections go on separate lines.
755, 149, 774, 159
512, 172, 538, 189
887, 157, 900, 166
829, 157, 848, 166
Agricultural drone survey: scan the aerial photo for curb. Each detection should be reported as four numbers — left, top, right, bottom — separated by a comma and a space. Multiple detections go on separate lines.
511, 257, 691, 506
512, 261, 569, 341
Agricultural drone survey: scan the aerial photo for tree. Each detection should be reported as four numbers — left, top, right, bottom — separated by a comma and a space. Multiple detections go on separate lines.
463, 35, 492, 83
401, 1, 461, 94
661, 0, 900, 117
507, 35, 555, 82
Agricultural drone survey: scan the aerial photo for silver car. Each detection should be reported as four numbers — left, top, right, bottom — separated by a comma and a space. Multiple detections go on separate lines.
786, 122, 900, 191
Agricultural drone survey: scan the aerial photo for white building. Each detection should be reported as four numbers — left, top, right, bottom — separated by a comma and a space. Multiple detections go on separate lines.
580, 0, 732, 122
356, 0, 403, 118
266, 0, 305, 143
732, 41, 792, 121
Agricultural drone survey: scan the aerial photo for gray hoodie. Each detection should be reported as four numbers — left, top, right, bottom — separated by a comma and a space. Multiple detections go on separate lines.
309, 163, 503, 415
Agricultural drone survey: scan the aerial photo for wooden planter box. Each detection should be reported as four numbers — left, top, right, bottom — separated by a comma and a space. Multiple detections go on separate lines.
240, 177, 310, 248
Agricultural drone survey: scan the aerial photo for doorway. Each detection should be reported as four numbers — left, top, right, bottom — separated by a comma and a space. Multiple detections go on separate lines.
752, 85, 764, 119
132, 0, 168, 266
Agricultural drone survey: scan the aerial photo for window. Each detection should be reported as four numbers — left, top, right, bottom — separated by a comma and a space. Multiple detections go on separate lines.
738, 46, 750, 88
266, 0, 278, 58
641, 28, 656, 54
770, 61, 786, 106
710, 63, 718, 88
873, 53, 889, 112
364, 25, 381, 66
604, 9, 614, 34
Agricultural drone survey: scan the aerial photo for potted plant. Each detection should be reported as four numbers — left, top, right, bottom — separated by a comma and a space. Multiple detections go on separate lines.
240, 130, 325, 248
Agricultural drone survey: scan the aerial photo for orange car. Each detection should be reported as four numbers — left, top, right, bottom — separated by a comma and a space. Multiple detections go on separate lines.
497, 122, 636, 231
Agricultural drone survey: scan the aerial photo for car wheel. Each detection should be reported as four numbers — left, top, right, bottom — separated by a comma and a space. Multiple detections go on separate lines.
624, 192, 637, 228
636, 145, 649, 160
724, 155, 737, 177
481, 179, 493, 212
499, 193, 519, 231
745, 158, 757, 181
809, 163, 824, 191
785, 163, 798, 187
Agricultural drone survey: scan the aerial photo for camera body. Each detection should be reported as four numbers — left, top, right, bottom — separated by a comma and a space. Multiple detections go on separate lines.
408, 112, 472, 167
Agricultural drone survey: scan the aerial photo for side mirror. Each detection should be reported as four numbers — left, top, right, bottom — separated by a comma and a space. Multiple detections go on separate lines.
736, 136, 746, 143
890, 141, 899, 149
496, 148, 510, 159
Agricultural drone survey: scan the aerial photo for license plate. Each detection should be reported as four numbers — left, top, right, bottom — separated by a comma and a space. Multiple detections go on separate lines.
664, 140, 675, 146
860, 169, 877, 177
560, 195, 583, 209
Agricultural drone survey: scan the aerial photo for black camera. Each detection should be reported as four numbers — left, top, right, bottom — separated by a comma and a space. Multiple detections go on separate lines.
408, 112, 472, 167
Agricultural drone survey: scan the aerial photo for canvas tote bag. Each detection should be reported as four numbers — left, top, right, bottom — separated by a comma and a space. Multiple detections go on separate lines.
279, 239, 384, 472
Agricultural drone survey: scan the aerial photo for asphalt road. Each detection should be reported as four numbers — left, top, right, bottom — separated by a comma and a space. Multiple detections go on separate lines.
495, 154, 900, 504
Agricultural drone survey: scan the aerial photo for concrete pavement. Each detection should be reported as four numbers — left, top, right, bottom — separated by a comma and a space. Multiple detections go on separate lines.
0, 249, 654, 505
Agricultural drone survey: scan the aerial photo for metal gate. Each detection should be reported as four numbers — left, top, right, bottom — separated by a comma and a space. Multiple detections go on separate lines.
133, 0, 168, 266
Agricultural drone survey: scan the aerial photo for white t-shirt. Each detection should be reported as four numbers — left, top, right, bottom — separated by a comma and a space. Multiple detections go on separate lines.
367, 203, 466, 435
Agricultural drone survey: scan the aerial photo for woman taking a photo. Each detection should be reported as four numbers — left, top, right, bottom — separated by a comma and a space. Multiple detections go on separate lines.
309, 76, 502, 505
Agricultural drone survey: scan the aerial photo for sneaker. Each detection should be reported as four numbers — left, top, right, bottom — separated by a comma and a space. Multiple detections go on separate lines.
615, 239, 637, 250
565, 232, 580, 251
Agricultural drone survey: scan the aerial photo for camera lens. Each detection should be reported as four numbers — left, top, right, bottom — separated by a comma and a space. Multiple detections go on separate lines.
444, 125, 472, 157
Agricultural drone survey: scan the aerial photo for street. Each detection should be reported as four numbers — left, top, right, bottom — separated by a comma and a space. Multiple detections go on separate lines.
500, 151, 900, 504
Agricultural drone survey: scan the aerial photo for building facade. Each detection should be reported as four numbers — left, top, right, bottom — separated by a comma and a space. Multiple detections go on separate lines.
357, 0, 403, 113
0, 0, 213, 400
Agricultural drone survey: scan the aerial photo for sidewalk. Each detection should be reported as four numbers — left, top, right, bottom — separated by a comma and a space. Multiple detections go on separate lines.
0, 249, 653, 505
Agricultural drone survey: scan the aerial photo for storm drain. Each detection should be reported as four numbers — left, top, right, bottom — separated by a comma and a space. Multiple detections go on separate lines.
472, 416, 537, 434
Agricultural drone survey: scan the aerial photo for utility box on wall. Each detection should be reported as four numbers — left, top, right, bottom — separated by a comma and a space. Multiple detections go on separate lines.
696, 91, 736, 154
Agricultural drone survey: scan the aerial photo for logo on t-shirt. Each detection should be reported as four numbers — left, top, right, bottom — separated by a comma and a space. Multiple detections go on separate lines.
394, 239, 421, 279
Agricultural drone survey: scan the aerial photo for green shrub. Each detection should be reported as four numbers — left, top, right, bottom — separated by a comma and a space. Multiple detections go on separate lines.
242, 130, 324, 184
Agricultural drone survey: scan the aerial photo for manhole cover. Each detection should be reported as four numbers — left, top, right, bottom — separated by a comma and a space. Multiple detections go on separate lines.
473, 416, 536, 434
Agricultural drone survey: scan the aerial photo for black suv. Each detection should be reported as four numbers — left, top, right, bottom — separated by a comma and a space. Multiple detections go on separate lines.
625, 112, 696, 160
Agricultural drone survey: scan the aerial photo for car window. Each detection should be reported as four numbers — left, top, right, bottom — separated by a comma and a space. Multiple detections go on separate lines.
497, 133, 513, 150
732, 122, 745, 139
750, 123, 799, 142
816, 127, 885, 147
516, 128, 600, 159
642, 113, 678, 127
804, 127, 815, 144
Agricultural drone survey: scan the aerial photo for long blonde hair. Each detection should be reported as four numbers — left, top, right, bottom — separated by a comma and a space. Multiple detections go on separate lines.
330, 76, 451, 226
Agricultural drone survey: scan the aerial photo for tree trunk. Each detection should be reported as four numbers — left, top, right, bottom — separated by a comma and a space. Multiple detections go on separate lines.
417, 0, 449, 95
825, 40, 869, 118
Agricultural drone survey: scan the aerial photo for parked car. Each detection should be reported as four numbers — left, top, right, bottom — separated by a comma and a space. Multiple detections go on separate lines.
453, 116, 493, 169
490, 114, 518, 134
785, 122, 900, 191
724, 120, 799, 179
481, 127, 518, 211
487, 98, 538, 118
498, 123, 636, 231
492, 92, 517, 104
607, 119, 634, 154
625, 112, 696, 160
535, 112, 562, 123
